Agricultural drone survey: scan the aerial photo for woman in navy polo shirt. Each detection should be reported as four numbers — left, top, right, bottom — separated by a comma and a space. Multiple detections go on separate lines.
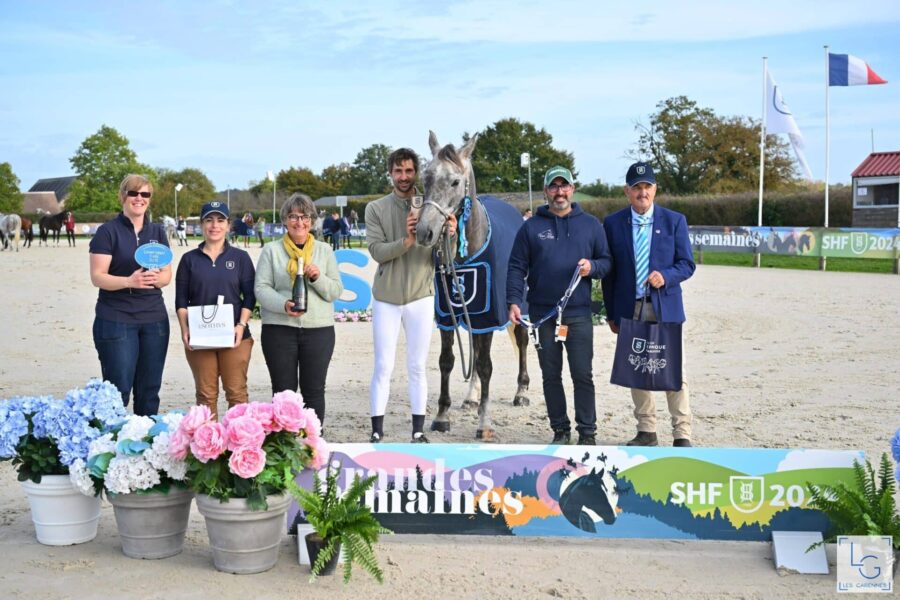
89, 174, 171, 416
175, 202, 256, 420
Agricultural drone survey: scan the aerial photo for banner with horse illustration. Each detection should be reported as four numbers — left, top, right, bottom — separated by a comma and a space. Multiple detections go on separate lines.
688, 226, 900, 259
290, 444, 862, 541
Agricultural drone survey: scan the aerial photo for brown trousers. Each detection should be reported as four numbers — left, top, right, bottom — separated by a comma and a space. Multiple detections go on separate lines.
630, 300, 692, 439
184, 337, 254, 420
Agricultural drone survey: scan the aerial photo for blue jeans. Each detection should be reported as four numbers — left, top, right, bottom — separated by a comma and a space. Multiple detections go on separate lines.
536, 315, 596, 436
93, 317, 170, 416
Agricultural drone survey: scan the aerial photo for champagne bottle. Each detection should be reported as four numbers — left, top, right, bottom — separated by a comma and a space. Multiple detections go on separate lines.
291, 257, 308, 313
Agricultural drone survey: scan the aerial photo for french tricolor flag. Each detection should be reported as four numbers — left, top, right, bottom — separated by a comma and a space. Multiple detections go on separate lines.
828, 53, 887, 86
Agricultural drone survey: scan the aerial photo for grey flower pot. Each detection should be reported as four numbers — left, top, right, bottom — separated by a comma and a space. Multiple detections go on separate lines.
195, 493, 290, 574
109, 487, 194, 559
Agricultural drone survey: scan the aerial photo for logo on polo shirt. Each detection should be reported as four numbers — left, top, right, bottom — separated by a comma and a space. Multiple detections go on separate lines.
226, 260, 235, 270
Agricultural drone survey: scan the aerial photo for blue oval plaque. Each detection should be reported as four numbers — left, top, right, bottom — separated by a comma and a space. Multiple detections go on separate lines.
134, 242, 173, 269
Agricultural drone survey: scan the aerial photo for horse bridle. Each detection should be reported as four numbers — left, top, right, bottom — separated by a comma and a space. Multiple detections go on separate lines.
424, 179, 476, 382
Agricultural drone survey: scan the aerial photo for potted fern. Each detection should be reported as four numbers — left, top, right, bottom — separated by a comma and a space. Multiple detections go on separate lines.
287, 457, 391, 583
806, 452, 900, 573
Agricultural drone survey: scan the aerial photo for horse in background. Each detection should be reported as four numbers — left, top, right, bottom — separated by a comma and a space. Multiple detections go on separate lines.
0, 213, 22, 252
39, 211, 69, 247
414, 131, 530, 441
161, 216, 177, 242
20, 216, 33, 248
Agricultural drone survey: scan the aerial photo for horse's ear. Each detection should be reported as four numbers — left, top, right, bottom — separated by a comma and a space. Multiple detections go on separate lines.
428, 130, 441, 158
459, 133, 479, 162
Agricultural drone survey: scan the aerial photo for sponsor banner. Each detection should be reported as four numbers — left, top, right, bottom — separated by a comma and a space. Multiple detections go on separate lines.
290, 443, 862, 541
688, 226, 900, 259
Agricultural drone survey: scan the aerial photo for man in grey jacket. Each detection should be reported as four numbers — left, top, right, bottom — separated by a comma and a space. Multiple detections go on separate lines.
365, 148, 457, 443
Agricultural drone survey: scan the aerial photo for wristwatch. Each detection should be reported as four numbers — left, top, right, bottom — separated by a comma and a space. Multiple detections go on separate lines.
237, 322, 248, 328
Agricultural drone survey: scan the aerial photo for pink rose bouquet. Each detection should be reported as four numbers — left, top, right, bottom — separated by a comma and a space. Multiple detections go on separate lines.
169, 391, 326, 510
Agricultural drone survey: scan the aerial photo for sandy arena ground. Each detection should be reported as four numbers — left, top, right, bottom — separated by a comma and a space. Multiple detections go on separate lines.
0, 241, 897, 599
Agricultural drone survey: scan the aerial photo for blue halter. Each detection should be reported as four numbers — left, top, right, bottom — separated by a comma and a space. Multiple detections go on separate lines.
458, 195, 472, 257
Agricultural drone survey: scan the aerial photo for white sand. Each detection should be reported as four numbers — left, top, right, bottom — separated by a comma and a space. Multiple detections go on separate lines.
0, 243, 897, 598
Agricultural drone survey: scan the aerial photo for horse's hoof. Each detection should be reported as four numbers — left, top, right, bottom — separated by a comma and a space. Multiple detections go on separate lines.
475, 429, 498, 442
431, 420, 450, 433
513, 395, 530, 407
461, 399, 479, 410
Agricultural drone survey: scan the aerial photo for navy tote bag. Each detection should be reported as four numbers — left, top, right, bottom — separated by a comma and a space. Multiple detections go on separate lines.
610, 293, 683, 392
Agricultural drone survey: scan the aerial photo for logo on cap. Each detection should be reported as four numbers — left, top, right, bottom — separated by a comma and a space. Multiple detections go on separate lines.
211, 202, 221, 208
636, 166, 645, 175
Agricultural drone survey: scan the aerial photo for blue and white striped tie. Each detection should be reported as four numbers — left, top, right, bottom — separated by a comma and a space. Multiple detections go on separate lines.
634, 215, 651, 296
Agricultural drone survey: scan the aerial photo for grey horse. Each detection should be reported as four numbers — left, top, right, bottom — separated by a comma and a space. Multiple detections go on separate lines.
415, 131, 530, 441
0, 213, 22, 252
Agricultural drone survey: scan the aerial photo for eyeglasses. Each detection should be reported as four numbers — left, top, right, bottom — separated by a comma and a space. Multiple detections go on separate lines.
126, 191, 152, 198
285, 214, 312, 223
547, 183, 573, 193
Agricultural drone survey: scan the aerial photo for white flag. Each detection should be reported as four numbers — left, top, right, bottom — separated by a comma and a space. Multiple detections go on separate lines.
766, 71, 813, 180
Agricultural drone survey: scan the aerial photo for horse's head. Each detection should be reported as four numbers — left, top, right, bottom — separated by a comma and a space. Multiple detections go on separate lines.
415, 130, 479, 249
558, 466, 619, 531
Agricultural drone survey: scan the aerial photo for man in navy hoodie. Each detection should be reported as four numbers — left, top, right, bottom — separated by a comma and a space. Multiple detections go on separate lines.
507, 166, 612, 445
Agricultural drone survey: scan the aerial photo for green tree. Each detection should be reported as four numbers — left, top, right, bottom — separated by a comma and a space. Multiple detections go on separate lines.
633, 96, 797, 194
463, 118, 575, 193
154, 168, 217, 218
320, 163, 353, 196
345, 144, 393, 195
0, 162, 24, 213
579, 178, 618, 198
277, 167, 326, 199
66, 125, 154, 211
249, 178, 274, 196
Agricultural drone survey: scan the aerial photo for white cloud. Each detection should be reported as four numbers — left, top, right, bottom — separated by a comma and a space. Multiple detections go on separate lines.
323, 1, 900, 44
776, 449, 864, 471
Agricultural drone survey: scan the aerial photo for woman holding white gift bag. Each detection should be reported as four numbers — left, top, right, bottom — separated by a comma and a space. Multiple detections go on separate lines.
175, 201, 256, 420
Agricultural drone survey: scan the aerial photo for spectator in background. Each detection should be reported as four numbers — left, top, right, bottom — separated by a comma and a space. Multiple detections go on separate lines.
339, 212, 351, 248
322, 211, 336, 248
241, 213, 254, 249
176, 215, 187, 247
523, 208, 532, 221
256, 215, 266, 247
65, 211, 76, 246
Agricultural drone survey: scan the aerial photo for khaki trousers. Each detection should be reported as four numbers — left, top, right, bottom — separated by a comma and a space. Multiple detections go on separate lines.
184, 337, 254, 420
630, 300, 692, 439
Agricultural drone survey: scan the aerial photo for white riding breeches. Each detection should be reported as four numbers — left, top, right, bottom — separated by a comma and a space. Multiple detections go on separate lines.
369, 296, 434, 417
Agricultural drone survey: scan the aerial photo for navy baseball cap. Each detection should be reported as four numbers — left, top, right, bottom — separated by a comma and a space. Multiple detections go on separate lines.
626, 162, 656, 186
200, 201, 229, 220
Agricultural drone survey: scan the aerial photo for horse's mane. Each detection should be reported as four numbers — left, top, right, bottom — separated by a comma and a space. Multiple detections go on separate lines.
437, 144, 465, 169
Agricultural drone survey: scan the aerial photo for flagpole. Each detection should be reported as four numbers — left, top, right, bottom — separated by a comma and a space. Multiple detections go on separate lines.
822, 45, 830, 271
756, 57, 767, 268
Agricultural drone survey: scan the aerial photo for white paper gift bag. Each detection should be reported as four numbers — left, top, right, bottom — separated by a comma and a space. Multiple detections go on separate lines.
188, 295, 234, 349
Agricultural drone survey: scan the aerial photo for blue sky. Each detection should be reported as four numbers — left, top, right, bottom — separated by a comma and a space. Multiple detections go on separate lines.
2, 1, 899, 192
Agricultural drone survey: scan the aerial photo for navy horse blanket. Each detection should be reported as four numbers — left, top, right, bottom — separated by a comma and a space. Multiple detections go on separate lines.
435, 195, 525, 333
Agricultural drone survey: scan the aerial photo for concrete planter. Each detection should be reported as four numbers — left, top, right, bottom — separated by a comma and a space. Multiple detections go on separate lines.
20, 475, 101, 546
108, 488, 194, 559
196, 493, 290, 574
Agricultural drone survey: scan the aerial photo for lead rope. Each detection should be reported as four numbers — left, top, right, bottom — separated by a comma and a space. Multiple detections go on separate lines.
436, 228, 475, 382
519, 265, 583, 350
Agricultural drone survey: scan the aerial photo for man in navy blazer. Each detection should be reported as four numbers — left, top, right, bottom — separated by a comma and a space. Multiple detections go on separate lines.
601, 162, 696, 447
